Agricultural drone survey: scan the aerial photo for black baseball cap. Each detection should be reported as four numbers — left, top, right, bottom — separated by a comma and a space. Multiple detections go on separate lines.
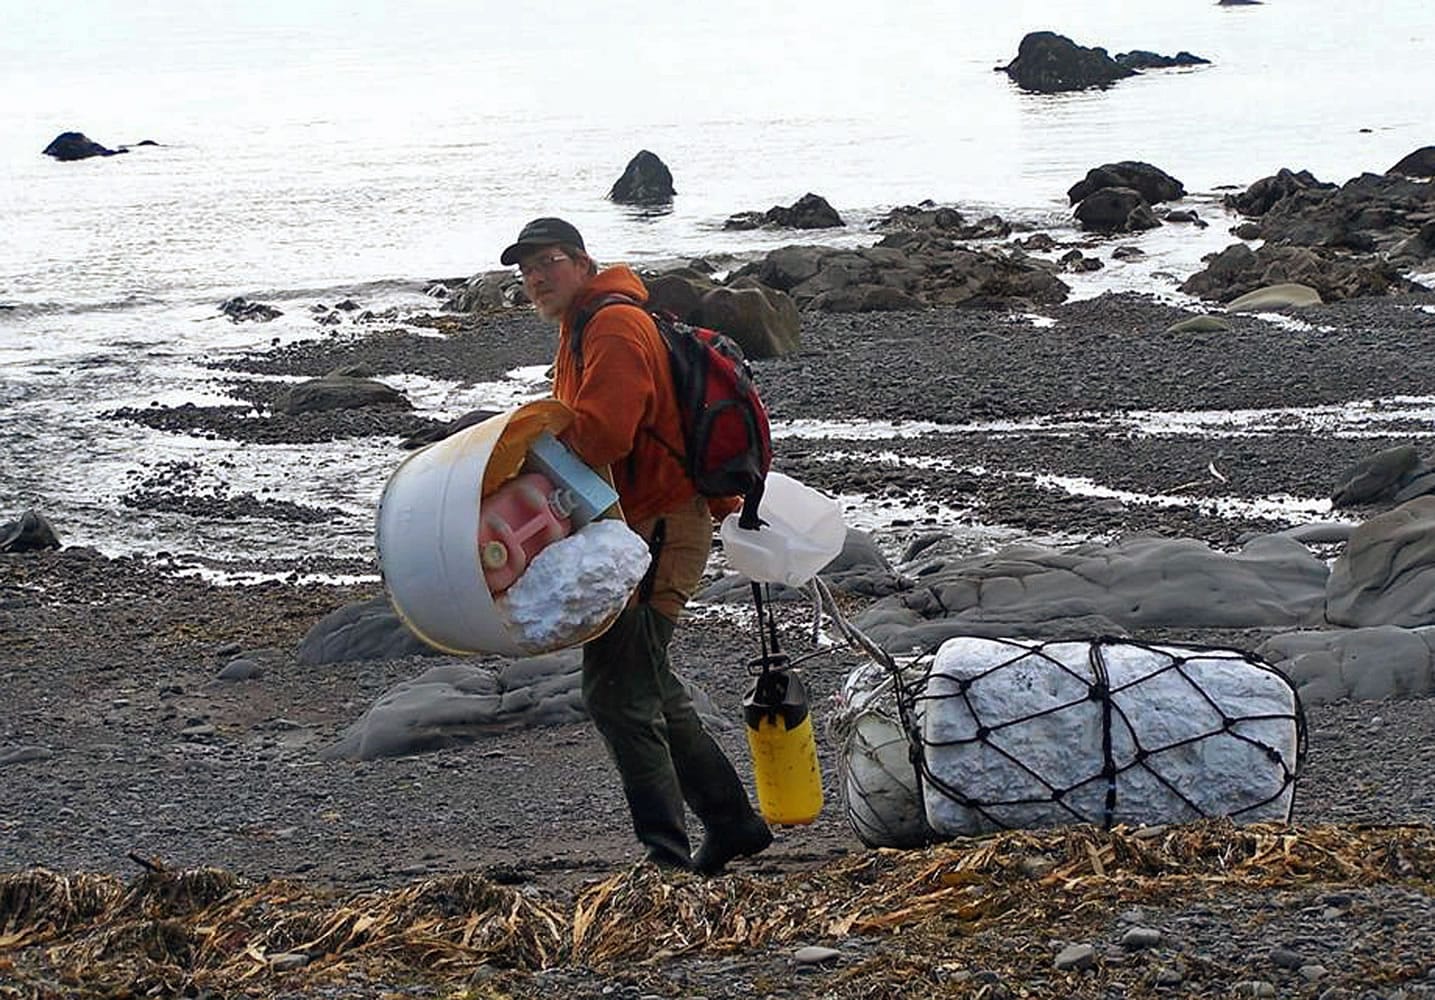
500, 217, 585, 266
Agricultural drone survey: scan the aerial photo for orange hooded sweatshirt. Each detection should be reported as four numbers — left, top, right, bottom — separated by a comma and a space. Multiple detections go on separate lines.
552, 265, 701, 525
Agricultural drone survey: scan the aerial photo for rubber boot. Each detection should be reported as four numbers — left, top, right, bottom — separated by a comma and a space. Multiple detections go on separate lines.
692, 811, 773, 875
623, 784, 694, 870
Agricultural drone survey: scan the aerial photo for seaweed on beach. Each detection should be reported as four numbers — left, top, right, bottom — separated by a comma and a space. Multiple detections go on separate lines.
3, 821, 1432, 997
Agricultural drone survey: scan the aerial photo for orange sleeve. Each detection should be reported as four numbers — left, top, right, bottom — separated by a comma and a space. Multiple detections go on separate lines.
560, 307, 660, 470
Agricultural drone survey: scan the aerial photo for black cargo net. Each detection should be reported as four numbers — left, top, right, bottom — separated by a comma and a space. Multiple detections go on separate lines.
899, 635, 1308, 832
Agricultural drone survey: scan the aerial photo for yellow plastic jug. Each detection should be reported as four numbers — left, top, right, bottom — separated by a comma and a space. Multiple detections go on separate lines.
744, 659, 823, 825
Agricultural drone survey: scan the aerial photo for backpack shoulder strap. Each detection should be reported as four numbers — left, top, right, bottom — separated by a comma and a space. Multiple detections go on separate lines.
571, 293, 645, 376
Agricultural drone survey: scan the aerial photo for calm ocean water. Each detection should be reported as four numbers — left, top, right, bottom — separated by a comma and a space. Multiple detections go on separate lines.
1, 1, 1432, 569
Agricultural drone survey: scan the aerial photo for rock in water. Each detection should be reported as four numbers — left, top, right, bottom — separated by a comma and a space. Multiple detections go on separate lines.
1002, 31, 1136, 93
42, 131, 123, 161
608, 150, 675, 205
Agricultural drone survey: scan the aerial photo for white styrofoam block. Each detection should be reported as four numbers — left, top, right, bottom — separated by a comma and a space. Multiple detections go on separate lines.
497, 520, 651, 652
920, 636, 1301, 836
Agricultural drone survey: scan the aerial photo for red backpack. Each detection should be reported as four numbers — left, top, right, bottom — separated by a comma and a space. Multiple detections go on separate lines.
573, 294, 773, 529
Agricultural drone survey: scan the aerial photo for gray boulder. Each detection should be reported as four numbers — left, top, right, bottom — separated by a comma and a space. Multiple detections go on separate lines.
1258, 626, 1435, 704
700, 280, 801, 358
1331, 445, 1429, 508
643, 271, 801, 358
1001, 31, 1136, 93
322, 652, 730, 760
0, 510, 61, 553
608, 150, 675, 205
297, 595, 439, 665
1388, 146, 1435, 179
1326, 497, 1435, 628
43, 131, 123, 161
851, 533, 1329, 654
1067, 162, 1186, 206
1073, 187, 1161, 233
274, 375, 411, 416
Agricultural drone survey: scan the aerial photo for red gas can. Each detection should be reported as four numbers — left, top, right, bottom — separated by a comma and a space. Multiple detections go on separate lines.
478, 472, 574, 593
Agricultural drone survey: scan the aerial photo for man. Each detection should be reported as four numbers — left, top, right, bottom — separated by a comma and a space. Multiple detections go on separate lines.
500, 217, 773, 874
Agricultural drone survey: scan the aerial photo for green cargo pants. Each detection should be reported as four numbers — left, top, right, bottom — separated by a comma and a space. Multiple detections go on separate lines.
581, 495, 759, 868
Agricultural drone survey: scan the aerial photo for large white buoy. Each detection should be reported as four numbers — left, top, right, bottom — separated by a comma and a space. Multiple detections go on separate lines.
375, 400, 624, 657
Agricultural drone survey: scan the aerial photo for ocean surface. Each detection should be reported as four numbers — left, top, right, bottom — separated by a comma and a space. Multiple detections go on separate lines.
2, 1, 1432, 575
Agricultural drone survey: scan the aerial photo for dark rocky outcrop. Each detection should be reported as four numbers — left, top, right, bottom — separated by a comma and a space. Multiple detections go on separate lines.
876, 203, 1011, 242
1112, 50, 1210, 69
1180, 242, 1412, 303
1001, 31, 1135, 93
725, 193, 844, 231
608, 150, 675, 205
273, 375, 411, 416
0, 511, 60, 553
42, 132, 124, 161
1068, 162, 1186, 206
1073, 187, 1162, 234
446, 270, 528, 312
1256, 171, 1435, 255
219, 297, 282, 322
1224, 168, 1336, 217
1326, 497, 1435, 628
1387, 146, 1435, 178
733, 240, 1067, 313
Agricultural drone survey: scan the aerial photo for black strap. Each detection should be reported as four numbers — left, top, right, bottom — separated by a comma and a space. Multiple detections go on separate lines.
636, 518, 666, 604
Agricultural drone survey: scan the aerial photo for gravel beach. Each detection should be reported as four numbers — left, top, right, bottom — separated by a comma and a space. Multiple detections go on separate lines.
4, 289, 1435, 999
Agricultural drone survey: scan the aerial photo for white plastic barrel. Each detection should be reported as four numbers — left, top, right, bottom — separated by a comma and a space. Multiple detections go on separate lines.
375, 401, 617, 657
719, 471, 846, 588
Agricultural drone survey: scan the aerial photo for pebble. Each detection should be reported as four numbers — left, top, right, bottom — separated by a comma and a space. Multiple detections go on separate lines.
1300, 964, 1329, 981
793, 945, 841, 965
1121, 927, 1163, 949
218, 658, 262, 681
1054, 943, 1095, 971
1233, 982, 1276, 998
1155, 966, 1184, 985
179, 724, 217, 738
269, 952, 310, 971
1270, 946, 1304, 969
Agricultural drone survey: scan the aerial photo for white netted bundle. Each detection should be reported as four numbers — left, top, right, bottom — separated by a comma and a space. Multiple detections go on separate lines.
830, 659, 933, 849
916, 636, 1306, 837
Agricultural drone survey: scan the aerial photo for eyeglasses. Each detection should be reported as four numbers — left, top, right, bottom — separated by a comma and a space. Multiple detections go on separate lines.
517, 252, 571, 278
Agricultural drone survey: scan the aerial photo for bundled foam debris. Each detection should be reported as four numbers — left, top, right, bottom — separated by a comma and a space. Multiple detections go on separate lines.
916, 636, 1306, 837
497, 519, 651, 652
829, 658, 934, 849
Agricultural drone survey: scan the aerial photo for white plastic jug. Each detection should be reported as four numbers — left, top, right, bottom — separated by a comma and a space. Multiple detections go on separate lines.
720, 471, 846, 588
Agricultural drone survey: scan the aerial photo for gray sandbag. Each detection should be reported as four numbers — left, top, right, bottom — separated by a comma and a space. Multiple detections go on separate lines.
1326, 497, 1435, 627
918, 636, 1303, 837
1258, 626, 1435, 704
